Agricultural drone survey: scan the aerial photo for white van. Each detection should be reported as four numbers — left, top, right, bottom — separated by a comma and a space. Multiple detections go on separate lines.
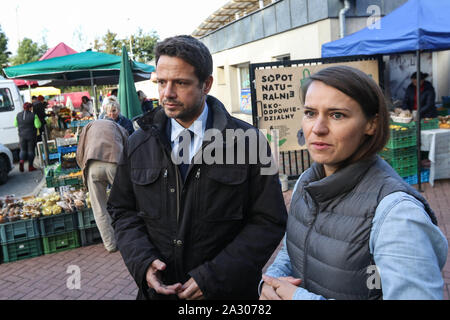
0, 77, 24, 152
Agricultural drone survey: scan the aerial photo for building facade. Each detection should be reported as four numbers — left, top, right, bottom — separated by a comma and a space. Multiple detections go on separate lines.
196, 0, 449, 124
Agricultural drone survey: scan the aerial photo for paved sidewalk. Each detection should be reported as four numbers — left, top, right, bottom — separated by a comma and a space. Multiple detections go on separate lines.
0, 179, 448, 300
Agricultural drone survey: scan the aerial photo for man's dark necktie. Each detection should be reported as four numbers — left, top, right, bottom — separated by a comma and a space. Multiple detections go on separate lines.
178, 129, 194, 181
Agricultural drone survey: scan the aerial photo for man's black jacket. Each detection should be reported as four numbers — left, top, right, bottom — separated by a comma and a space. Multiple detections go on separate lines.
107, 95, 287, 300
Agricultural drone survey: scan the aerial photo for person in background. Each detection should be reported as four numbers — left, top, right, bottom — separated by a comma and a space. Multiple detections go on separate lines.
260, 66, 447, 300
14, 102, 41, 172
402, 72, 438, 119
107, 35, 287, 300
76, 119, 129, 253
99, 88, 118, 119
137, 90, 153, 114
80, 96, 94, 118
104, 96, 134, 136
33, 95, 47, 142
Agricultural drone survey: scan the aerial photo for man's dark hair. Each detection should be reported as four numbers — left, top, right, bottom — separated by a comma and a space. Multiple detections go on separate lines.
111, 89, 118, 96
155, 35, 213, 83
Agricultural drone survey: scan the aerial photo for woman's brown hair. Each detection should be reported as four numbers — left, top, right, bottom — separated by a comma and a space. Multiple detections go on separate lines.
301, 65, 390, 166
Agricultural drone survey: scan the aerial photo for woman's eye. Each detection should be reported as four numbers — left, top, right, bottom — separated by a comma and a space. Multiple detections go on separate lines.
331, 112, 345, 120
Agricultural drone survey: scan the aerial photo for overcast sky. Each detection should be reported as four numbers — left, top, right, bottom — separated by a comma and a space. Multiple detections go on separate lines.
0, 0, 229, 55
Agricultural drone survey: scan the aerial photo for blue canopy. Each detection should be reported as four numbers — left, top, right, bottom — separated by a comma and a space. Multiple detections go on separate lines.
322, 0, 450, 57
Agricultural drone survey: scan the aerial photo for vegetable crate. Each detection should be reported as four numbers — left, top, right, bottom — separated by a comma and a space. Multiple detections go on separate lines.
386, 123, 416, 149
1, 238, 43, 263
42, 230, 80, 255
76, 207, 96, 229
0, 218, 40, 244
403, 169, 430, 185
79, 226, 103, 247
379, 146, 416, 164
38, 211, 78, 237
421, 118, 439, 130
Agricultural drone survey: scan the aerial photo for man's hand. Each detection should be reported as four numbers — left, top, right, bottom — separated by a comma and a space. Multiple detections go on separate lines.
177, 277, 204, 300
260, 275, 302, 300
146, 259, 182, 295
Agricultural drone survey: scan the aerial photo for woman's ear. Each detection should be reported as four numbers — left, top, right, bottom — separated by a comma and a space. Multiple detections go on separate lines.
365, 114, 378, 136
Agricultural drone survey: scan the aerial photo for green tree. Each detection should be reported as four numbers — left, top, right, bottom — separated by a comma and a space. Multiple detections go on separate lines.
0, 25, 11, 72
123, 28, 159, 63
94, 28, 159, 63
94, 30, 121, 55
11, 38, 48, 66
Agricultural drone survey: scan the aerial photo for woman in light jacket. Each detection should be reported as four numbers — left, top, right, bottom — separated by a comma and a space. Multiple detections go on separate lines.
260, 66, 447, 300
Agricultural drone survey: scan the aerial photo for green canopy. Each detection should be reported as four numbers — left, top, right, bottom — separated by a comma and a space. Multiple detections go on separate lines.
118, 46, 142, 120
3, 50, 155, 86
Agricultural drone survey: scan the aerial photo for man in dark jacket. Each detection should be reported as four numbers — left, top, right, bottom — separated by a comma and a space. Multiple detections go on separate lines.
107, 35, 287, 300
402, 72, 437, 118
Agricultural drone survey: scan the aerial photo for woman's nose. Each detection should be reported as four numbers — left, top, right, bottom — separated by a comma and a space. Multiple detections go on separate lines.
311, 116, 329, 135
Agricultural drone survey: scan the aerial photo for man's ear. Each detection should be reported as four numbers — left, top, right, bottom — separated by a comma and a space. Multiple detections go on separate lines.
365, 114, 378, 136
203, 75, 213, 95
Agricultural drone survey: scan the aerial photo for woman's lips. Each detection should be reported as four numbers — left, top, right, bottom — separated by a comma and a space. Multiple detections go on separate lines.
311, 142, 332, 150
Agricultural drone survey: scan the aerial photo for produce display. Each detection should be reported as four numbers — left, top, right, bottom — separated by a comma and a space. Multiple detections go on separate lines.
62, 152, 76, 161
390, 108, 413, 123
438, 115, 450, 129
0, 189, 89, 224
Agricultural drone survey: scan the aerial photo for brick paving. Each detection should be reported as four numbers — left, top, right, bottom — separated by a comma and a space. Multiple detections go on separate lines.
0, 179, 448, 300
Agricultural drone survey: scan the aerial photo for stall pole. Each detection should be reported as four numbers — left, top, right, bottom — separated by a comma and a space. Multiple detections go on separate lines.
90, 71, 98, 119
416, 50, 423, 192
42, 125, 50, 167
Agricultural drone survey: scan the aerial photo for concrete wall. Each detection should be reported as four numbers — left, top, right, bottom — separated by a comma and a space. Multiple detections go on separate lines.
198, 0, 418, 123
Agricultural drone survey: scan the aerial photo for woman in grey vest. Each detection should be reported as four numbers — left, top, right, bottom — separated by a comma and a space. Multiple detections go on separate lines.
260, 66, 448, 300
14, 102, 42, 172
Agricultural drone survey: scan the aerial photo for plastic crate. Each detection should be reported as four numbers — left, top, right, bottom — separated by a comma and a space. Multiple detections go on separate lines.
46, 176, 61, 188
394, 163, 418, 178
70, 120, 91, 128
421, 118, 439, 130
57, 145, 77, 154
386, 123, 417, 149
1, 238, 43, 263
379, 146, 416, 163
403, 169, 430, 185
79, 226, 102, 247
38, 212, 78, 237
42, 230, 80, 255
43, 152, 60, 161
56, 137, 78, 147
0, 218, 40, 244
76, 208, 96, 229
387, 154, 418, 170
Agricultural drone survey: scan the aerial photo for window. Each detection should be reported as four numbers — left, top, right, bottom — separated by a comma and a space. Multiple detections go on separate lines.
239, 65, 250, 90
274, 54, 291, 62
237, 64, 252, 114
0, 88, 15, 112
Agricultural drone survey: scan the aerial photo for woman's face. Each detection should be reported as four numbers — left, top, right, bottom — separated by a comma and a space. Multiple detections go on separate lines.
106, 106, 120, 120
302, 81, 376, 177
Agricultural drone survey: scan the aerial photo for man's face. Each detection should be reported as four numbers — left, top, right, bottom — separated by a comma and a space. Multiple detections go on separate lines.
156, 55, 213, 128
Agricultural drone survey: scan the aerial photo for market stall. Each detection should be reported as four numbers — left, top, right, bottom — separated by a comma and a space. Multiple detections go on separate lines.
321, 0, 450, 189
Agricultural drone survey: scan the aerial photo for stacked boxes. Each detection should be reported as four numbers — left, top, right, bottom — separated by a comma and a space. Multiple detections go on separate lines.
380, 122, 429, 185
0, 219, 42, 263
77, 207, 102, 247
0, 209, 97, 263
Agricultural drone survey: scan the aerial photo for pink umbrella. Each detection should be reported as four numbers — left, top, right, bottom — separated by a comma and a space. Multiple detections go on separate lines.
14, 43, 78, 89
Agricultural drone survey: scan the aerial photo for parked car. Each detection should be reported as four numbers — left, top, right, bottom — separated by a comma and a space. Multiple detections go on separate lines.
0, 143, 14, 184
0, 77, 24, 154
